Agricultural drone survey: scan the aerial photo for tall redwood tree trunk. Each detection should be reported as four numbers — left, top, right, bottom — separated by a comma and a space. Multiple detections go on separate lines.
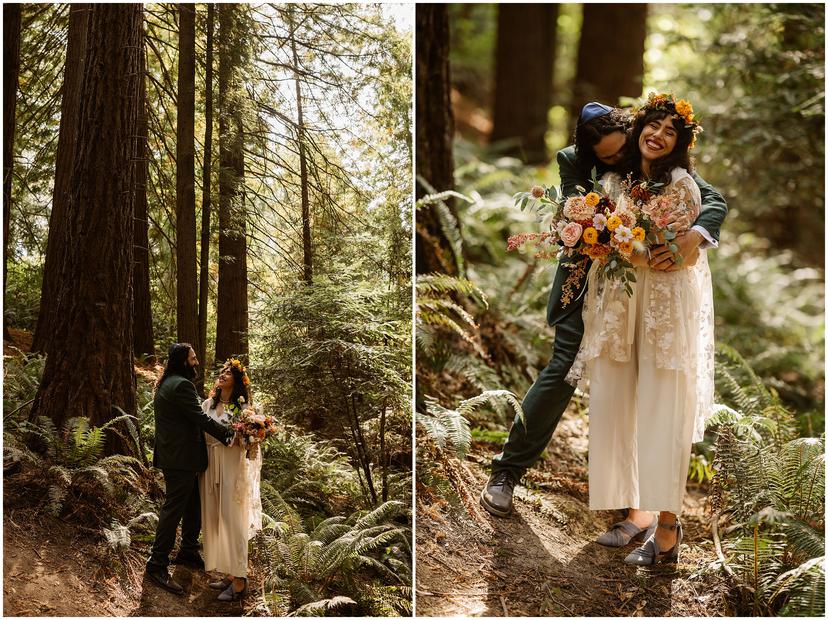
133, 17, 154, 360
32, 5, 90, 355
30, 4, 142, 456
287, 7, 313, 285
214, 4, 248, 363
490, 4, 558, 165
3, 4, 21, 340
176, 4, 199, 356
569, 4, 647, 124
415, 5, 458, 276
198, 4, 215, 393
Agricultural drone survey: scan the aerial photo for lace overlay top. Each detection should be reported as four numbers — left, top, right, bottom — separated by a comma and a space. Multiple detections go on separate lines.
566, 168, 716, 442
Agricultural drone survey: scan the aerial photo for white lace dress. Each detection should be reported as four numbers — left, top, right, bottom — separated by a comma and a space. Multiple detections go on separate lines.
199, 400, 263, 577
567, 167, 715, 513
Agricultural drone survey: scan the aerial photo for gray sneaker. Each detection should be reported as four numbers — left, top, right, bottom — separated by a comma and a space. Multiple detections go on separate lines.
480, 470, 519, 517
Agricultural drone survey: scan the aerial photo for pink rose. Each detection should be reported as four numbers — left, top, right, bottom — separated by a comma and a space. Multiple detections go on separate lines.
561, 222, 583, 248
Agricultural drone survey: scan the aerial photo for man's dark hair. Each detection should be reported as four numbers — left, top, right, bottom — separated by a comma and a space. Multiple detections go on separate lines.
156, 343, 196, 391
618, 108, 695, 189
573, 108, 631, 173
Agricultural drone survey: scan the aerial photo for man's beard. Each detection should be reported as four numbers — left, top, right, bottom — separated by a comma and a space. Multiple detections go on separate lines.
185, 362, 198, 380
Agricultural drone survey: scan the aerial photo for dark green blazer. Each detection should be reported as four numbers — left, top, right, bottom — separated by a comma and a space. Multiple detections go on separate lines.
546, 145, 728, 326
152, 375, 234, 471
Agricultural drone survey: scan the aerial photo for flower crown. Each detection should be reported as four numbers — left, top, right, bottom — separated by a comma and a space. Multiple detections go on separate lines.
225, 357, 251, 386
636, 92, 703, 149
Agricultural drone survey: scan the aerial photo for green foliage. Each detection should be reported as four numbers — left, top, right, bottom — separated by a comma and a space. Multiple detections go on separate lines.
260, 425, 362, 516
708, 350, 824, 616
254, 485, 411, 616
646, 4, 824, 264
419, 391, 523, 460
416, 273, 488, 360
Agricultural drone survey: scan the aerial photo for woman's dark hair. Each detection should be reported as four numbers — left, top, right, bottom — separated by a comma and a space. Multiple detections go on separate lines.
156, 343, 196, 392
618, 108, 695, 189
209, 362, 251, 412
573, 108, 631, 172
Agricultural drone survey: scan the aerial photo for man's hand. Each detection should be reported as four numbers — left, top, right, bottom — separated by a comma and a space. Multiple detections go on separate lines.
649, 230, 703, 272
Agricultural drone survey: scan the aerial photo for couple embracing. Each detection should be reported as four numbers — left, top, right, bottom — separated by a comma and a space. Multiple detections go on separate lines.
145, 343, 262, 601
482, 94, 727, 565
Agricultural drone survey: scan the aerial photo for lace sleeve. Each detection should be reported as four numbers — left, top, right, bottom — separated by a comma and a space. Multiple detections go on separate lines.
672, 174, 702, 222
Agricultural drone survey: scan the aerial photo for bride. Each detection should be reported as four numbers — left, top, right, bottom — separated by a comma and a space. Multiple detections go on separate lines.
200, 358, 263, 601
567, 93, 714, 565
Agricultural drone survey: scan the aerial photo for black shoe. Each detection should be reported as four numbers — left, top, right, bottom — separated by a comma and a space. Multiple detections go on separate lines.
480, 469, 519, 517
146, 568, 184, 595
172, 551, 205, 570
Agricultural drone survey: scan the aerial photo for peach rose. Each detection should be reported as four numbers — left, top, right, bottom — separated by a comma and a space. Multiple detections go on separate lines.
560, 222, 583, 248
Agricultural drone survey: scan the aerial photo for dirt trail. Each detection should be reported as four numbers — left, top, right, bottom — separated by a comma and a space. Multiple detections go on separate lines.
416, 408, 731, 617
3, 506, 264, 617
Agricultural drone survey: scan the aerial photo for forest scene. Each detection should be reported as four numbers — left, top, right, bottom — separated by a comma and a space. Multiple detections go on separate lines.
3, 3, 412, 616
416, 3, 824, 617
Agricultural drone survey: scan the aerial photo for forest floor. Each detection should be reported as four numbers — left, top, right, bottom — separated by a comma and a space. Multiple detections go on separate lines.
3, 505, 266, 616
416, 405, 734, 617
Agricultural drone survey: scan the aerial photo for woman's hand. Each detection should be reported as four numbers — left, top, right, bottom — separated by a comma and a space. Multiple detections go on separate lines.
649, 230, 703, 271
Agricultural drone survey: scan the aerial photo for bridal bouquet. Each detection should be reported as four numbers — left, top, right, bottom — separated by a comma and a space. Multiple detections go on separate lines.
509, 176, 692, 298
509, 181, 641, 296
232, 407, 277, 459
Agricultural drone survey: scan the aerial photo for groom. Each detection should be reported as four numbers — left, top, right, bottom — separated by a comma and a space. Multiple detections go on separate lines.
480, 101, 729, 517
145, 343, 235, 595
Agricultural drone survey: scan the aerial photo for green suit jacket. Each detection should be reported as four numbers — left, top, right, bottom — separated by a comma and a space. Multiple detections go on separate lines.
152, 375, 234, 471
546, 145, 728, 326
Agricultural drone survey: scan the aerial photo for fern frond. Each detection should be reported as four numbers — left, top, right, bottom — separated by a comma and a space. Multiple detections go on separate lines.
289, 595, 356, 617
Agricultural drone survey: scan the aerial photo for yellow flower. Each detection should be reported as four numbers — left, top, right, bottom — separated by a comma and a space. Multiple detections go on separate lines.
606, 215, 622, 232
619, 241, 633, 255
584, 192, 600, 208
583, 227, 598, 245
632, 226, 646, 242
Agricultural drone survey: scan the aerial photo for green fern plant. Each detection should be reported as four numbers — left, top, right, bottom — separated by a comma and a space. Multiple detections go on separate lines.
708, 348, 824, 617
418, 390, 523, 459
416, 273, 489, 360
415, 178, 475, 278
254, 484, 411, 616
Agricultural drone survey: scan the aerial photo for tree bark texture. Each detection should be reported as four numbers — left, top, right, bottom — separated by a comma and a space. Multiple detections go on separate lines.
415, 5, 459, 276
198, 3, 215, 392
176, 4, 199, 355
490, 4, 558, 165
570, 4, 647, 123
30, 4, 142, 456
215, 4, 248, 363
288, 7, 313, 285
32, 4, 90, 355
133, 18, 154, 360
3, 4, 21, 339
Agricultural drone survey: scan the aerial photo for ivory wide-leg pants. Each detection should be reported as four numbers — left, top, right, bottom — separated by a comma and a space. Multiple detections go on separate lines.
587, 275, 698, 514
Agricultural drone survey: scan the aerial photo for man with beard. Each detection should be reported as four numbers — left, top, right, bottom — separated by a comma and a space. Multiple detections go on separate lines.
145, 343, 236, 594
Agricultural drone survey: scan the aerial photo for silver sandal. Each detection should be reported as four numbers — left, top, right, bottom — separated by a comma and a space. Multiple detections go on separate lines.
624, 520, 682, 565
596, 516, 657, 547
